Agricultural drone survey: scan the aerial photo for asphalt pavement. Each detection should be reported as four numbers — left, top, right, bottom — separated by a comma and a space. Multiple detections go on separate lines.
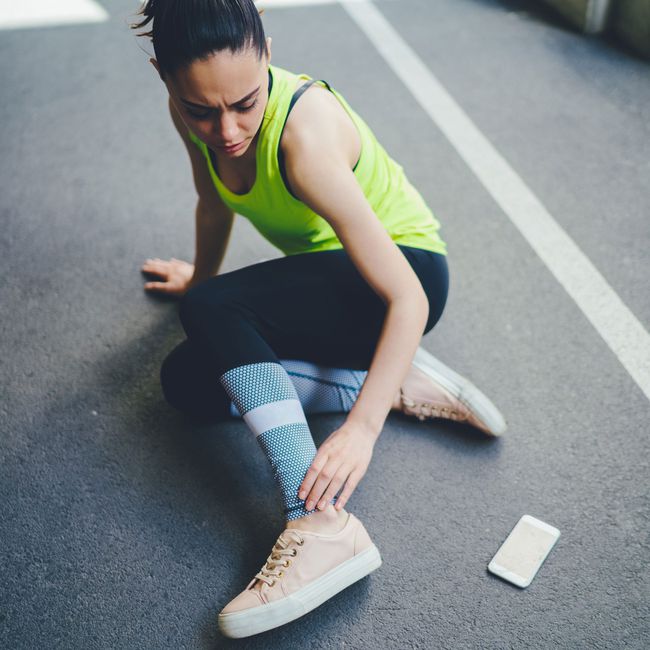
1, 0, 648, 648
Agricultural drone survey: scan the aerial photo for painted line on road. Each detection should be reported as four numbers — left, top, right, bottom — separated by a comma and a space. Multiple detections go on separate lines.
340, 0, 650, 401
0, 0, 108, 30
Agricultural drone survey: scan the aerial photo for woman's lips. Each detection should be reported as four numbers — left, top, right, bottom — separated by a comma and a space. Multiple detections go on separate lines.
218, 140, 245, 152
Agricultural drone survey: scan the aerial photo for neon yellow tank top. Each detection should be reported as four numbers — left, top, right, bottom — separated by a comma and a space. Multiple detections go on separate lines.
187, 64, 447, 257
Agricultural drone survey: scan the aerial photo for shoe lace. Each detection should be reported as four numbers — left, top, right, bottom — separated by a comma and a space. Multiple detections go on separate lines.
401, 394, 469, 423
254, 529, 305, 587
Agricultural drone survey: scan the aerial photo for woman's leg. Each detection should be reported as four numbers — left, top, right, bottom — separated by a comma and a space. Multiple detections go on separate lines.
175, 246, 448, 524
161, 246, 448, 422
160, 341, 369, 423
160, 338, 232, 424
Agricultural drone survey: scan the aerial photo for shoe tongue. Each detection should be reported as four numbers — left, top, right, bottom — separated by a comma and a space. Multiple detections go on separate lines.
284, 525, 310, 535
278, 530, 301, 546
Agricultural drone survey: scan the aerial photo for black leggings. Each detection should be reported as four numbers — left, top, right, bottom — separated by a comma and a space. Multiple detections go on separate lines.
161, 245, 449, 424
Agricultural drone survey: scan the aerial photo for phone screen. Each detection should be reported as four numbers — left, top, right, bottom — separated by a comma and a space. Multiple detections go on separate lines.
491, 516, 559, 584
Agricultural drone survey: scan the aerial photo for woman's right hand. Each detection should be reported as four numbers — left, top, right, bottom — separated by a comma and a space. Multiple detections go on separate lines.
141, 257, 195, 298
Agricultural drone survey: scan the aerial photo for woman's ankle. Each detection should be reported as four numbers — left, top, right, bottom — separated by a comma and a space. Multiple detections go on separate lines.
286, 504, 348, 533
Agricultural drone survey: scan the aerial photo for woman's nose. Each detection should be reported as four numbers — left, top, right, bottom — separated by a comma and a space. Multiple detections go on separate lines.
215, 113, 239, 144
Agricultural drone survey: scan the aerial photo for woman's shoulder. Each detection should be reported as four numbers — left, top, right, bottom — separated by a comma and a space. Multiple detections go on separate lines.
279, 75, 362, 171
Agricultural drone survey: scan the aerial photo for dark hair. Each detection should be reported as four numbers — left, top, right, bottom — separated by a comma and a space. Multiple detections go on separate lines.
130, 0, 267, 80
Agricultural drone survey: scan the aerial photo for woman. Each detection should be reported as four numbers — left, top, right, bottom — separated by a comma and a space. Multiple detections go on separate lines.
132, 0, 506, 639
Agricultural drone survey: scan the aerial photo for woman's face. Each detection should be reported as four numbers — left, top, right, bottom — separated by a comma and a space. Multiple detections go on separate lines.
154, 38, 271, 159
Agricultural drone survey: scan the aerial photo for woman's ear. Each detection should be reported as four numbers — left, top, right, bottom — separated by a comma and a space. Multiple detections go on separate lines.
149, 57, 163, 80
266, 36, 272, 64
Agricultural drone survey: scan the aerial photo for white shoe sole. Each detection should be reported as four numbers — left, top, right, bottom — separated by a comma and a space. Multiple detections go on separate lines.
218, 544, 382, 639
412, 347, 507, 436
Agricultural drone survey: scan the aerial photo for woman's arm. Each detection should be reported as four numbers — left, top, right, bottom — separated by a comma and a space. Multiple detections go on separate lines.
170, 96, 235, 289
288, 139, 429, 434
190, 199, 234, 287
143, 99, 235, 296
283, 97, 430, 511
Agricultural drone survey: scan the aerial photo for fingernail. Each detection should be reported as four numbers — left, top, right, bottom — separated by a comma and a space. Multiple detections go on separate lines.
306, 502, 313, 510
298, 491, 306, 499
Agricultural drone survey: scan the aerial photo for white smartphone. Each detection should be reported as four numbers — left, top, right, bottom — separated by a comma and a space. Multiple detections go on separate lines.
488, 515, 560, 588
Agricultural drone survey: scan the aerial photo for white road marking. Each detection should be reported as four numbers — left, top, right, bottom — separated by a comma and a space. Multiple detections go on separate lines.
586, 0, 612, 34
340, 0, 650, 401
0, 0, 108, 30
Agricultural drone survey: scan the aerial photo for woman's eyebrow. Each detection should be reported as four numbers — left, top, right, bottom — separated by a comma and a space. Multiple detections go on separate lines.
179, 85, 261, 110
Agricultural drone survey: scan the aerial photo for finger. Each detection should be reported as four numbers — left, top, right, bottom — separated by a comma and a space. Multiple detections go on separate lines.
305, 461, 341, 511
317, 465, 351, 510
142, 259, 171, 269
141, 262, 168, 275
298, 452, 328, 502
144, 281, 173, 292
141, 269, 168, 280
334, 470, 362, 511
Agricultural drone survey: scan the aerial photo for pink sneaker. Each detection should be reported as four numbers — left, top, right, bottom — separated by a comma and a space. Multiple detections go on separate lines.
399, 347, 507, 436
218, 512, 381, 638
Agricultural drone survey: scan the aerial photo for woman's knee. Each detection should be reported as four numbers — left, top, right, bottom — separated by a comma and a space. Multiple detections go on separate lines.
178, 279, 239, 336
159, 340, 232, 423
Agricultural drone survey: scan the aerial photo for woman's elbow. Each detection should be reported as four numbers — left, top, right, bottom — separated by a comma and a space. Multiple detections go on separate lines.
392, 285, 429, 324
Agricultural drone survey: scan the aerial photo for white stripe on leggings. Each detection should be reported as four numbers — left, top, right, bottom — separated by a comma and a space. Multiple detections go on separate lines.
243, 398, 308, 437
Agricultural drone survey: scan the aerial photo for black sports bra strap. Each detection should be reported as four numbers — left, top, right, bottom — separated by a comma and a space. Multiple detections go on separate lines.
278, 79, 333, 200
287, 79, 316, 113
287, 78, 331, 114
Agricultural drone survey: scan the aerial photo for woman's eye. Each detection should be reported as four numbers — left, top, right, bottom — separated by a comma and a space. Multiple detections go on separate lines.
187, 98, 258, 119
187, 109, 210, 119
236, 99, 258, 113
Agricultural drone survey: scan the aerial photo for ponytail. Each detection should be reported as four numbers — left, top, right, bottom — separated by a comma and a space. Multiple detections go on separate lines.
130, 0, 267, 79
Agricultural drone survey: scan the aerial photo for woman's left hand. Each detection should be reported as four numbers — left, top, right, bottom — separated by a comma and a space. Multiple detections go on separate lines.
298, 420, 378, 512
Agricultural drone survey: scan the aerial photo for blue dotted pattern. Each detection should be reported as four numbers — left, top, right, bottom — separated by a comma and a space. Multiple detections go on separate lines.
258, 423, 338, 520
227, 360, 367, 417
284, 360, 367, 413
220, 362, 298, 415
219, 360, 338, 520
